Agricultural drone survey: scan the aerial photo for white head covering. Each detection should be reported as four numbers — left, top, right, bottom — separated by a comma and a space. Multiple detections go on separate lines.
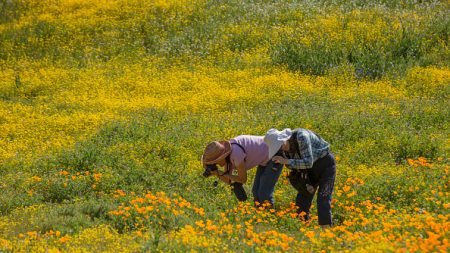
264, 128, 292, 159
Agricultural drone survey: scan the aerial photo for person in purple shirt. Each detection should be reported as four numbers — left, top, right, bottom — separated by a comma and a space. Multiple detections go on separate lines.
201, 135, 283, 207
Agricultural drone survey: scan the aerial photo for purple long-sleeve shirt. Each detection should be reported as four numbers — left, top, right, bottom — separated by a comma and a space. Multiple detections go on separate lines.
229, 135, 269, 171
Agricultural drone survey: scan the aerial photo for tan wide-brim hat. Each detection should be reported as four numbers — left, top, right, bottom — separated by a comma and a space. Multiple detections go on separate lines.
264, 128, 292, 159
202, 141, 232, 165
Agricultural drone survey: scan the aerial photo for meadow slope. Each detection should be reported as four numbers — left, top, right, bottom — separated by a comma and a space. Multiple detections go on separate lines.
0, 0, 449, 252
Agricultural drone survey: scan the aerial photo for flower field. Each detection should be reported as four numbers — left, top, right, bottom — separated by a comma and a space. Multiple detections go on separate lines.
0, 0, 449, 252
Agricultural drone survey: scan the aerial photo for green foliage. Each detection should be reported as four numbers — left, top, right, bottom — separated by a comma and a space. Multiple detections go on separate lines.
0, 0, 448, 252
270, 5, 449, 79
271, 40, 344, 76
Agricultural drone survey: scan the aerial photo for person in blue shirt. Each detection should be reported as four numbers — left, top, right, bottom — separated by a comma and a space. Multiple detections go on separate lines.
264, 128, 336, 228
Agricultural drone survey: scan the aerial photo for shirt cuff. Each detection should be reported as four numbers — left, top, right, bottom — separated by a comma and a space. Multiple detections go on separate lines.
288, 159, 295, 168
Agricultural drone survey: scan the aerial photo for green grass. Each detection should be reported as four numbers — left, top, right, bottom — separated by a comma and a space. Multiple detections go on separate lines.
0, 0, 449, 252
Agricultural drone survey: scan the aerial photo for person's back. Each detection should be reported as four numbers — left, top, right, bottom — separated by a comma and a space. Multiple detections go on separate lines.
229, 135, 269, 171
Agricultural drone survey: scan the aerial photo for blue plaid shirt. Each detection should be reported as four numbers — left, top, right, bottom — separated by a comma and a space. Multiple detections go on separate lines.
285, 129, 330, 170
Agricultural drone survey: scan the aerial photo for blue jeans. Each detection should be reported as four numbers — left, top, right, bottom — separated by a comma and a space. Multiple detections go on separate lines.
296, 152, 336, 225
252, 160, 283, 207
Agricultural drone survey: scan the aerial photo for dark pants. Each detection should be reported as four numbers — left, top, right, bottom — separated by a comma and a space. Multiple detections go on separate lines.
252, 160, 283, 207
296, 153, 336, 225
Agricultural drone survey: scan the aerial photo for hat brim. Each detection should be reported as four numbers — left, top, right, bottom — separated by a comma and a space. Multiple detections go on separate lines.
267, 140, 283, 159
202, 141, 232, 165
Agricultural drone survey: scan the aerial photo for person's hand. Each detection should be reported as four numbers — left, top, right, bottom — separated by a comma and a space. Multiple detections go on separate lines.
272, 156, 289, 165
